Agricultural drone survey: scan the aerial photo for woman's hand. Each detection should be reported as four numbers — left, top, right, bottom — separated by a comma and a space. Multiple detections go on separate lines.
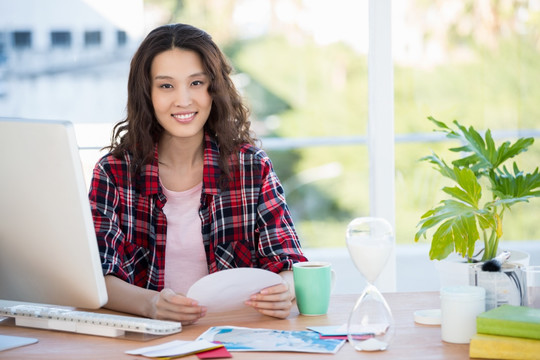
151, 288, 207, 325
104, 275, 206, 325
245, 281, 294, 319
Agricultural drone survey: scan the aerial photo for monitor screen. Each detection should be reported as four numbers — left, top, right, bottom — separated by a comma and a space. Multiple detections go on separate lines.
0, 118, 107, 309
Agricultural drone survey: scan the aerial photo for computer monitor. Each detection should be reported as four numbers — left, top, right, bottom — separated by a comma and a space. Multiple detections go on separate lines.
0, 118, 107, 309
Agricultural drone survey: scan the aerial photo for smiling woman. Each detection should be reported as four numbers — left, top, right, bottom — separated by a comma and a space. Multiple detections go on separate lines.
87, 23, 308, 324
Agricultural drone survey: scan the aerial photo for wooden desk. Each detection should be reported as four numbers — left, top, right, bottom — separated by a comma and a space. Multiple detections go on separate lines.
0, 292, 469, 359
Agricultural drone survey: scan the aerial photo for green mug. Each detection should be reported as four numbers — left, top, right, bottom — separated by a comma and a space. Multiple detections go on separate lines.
293, 261, 336, 316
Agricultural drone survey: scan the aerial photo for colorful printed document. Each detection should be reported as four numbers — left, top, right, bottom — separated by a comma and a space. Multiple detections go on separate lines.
307, 325, 348, 336
197, 326, 346, 354
307, 325, 374, 340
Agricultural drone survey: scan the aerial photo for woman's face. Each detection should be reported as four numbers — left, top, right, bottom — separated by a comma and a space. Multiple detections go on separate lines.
150, 48, 212, 142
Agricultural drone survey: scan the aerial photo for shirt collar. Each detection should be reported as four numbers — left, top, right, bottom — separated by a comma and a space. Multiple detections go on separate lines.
138, 133, 222, 196
202, 133, 222, 196
138, 145, 161, 196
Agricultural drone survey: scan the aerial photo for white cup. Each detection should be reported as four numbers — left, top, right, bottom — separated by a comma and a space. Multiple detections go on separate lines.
440, 285, 485, 344
525, 266, 540, 308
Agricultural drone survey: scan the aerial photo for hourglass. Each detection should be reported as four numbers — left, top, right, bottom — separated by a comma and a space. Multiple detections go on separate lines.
346, 217, 395, 351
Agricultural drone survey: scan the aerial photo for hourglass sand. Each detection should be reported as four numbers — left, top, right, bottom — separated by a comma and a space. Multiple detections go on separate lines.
346, 217, 395, 351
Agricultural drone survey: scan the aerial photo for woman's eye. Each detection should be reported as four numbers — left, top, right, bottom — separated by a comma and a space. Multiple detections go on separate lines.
191, 80, 204, 86
159, 83, 173, 89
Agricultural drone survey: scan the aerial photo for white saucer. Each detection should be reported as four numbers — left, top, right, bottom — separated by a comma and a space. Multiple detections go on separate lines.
413, 309, 441, 325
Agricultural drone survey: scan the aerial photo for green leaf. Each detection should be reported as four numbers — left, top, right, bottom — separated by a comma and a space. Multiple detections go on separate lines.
495, 137, 535, 166
477, 212, 496, 230
491, 165, 540, 200
428, 213, 479, 260
428, 220, 455, 260
452, 121, 492, 168
442, 186, 473, 206
432, 118, 535, 174
487, 197, 532, 208
428, 116, 452, 132
453, 167, 482, 205
415, 199, 477, 241
420, 152, 455, 180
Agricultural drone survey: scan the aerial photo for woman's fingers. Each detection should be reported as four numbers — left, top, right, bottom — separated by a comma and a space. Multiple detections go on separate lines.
153, 288, 207, 324
244, 282, 293, 319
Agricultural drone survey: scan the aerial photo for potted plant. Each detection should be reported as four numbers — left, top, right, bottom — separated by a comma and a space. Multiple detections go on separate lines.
415, 116, 540, 263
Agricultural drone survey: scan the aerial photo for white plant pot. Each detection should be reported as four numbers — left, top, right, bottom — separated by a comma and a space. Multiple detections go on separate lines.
433, 249, 530, 289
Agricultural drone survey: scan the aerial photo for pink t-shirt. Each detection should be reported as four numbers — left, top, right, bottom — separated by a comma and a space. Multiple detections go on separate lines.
161, 181, 208, 295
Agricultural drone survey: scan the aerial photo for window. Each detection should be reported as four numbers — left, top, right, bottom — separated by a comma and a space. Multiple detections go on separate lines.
117, 30, 126, 47
84, 31, 101, 47
51, 31, 71, 48
205, 0, 371, 250
12, 31, 31, 49
392, 0, 540, 244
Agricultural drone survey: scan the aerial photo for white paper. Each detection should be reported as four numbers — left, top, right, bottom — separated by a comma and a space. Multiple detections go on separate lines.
0, 335, 38, 351
125, 339, 220, 357
186, 268, 283, 313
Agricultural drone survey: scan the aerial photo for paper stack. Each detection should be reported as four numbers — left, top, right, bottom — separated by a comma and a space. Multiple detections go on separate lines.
469, 305, 540, 360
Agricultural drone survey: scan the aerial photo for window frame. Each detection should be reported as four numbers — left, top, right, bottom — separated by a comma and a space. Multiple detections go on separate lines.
367, 0, 395, 291
84, 30, 102, 47
50, 30, 72, 48
12, 31, 32, 49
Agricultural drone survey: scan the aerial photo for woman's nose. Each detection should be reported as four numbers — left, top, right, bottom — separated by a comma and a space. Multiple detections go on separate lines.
175, 87, 192, 107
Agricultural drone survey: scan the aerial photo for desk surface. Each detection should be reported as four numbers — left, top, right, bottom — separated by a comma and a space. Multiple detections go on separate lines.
0, 291, 470, 359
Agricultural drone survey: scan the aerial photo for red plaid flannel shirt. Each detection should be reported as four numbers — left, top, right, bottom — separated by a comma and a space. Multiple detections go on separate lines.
89, 133, 307, 290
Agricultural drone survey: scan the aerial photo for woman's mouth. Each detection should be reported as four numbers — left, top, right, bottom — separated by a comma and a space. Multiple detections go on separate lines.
172, 112, 196, 123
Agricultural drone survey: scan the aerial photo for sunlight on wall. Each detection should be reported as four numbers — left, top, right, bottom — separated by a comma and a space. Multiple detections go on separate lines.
83, 0, 144, 37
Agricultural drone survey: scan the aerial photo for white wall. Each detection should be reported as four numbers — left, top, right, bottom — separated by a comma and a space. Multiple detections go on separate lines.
0, 0, 143, 74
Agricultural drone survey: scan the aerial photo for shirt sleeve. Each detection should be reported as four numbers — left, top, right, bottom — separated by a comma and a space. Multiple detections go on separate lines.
88, 158, 132, 282
255, 157, 308, 273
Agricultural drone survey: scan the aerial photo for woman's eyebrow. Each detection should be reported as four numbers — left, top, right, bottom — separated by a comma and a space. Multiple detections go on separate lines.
189, 72, 208, 77
153, 75, 174, 80
153, 72, 208, 80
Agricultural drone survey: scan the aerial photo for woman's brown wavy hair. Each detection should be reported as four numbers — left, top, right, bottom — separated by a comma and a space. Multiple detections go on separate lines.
107, 23, 255, 181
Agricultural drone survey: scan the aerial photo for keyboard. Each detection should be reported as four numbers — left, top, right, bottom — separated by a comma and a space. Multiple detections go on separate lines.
0, 300, 182, 337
